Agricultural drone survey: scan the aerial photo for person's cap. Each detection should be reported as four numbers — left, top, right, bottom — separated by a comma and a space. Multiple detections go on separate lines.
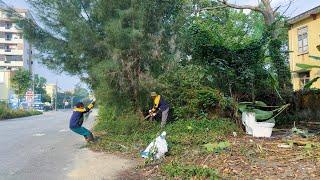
75, 102, 84, 108
150, 92, 157, 97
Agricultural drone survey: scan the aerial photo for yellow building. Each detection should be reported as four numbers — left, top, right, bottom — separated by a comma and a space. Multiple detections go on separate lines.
288, 5, 320, 91
45, 84, 57, 99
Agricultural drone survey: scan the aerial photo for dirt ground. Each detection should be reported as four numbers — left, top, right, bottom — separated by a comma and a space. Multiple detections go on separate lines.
200, 135, 320, 179
92, 121, 320, 179
67, 149, 138, 180
136, 129, 320, 179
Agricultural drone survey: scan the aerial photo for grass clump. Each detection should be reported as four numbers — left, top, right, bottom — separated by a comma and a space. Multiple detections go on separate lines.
163, 162, 219, 179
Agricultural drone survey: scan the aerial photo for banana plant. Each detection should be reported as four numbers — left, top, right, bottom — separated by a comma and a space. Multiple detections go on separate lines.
310, 55, 320, 61
297, 45, 320, 89
296, 63, 320, 90
238, 101, 290, 122
268, 72, 284, 102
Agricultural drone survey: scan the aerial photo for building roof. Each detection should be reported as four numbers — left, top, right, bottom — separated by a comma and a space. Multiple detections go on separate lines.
288, 5, 320, 24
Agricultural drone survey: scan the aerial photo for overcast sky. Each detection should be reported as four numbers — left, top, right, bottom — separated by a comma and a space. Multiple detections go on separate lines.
2, 0, 320, 90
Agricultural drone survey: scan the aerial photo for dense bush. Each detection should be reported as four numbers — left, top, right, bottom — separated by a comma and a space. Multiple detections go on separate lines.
159, 65, 233, 120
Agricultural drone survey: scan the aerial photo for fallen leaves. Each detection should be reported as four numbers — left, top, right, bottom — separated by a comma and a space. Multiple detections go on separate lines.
135, 130, 320, 179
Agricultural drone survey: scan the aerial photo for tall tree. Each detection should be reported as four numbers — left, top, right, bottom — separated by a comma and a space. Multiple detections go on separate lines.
10, 0, 181, 115
214, 0, 292, 90
33, 74, 51, 102
11, 69, 31, 102
33, 74, 46, 94
73, 83, 89, 103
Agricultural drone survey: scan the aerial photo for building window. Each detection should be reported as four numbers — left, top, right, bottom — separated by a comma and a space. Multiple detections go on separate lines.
5, 23, 12, 29
5, 33, 12, 41
0, 55, 5, 61
298, 26, 308, 54
298, 71, 310, 88
5, 55, 22, 61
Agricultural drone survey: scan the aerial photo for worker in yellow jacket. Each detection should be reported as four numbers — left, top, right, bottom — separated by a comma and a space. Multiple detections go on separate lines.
69, 100, 95, 142
149, 92, 170, 127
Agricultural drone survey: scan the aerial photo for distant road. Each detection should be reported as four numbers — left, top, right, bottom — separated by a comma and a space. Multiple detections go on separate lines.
0, 110, 136, 180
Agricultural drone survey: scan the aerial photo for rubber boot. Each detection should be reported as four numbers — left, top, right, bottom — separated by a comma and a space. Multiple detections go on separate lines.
84, 136, 89, 142
87, 132, 94, 142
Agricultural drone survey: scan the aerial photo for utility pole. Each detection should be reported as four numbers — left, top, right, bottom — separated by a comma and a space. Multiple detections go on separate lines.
32, 72, 35, 110
55, 80, 58, 111
71, 96, 74, 109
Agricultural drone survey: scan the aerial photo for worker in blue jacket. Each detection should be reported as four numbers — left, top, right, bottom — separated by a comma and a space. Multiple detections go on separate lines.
149, 92, 169, 127
69, 100, 95, 142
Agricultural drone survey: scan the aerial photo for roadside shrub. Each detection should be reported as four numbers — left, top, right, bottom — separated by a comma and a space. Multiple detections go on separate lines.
0, 102, 42, 120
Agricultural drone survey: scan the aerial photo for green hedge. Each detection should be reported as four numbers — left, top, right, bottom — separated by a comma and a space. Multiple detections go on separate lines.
0, 103, 43, 120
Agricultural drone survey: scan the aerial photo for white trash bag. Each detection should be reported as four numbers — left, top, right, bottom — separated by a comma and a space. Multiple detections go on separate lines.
141, 131, 168, 160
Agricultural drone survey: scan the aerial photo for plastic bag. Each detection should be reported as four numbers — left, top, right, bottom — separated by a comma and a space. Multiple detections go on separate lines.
141, 131, 168, 160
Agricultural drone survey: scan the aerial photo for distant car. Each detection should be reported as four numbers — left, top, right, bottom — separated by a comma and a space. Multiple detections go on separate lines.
32, 102, 44, 112
44, 105, 53, 111
19, 102, 29, 110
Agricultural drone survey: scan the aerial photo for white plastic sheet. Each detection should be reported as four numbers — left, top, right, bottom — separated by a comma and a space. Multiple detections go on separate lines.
141, 131, 168, 160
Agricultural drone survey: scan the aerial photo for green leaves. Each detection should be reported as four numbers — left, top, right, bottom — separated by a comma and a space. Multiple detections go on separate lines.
296, 63, 320, 89
238, 101, 289, 121
164, 162, 219, 179
10, 69, 31, 96
296, 63, 320, 69
309, 56, 320, 61
304, 77, 320, 89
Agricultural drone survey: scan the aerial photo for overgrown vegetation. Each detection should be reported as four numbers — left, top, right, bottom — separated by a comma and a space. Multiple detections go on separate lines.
0, 102, 42, 120
92, 107, 238, 153
5, 0, 304, 178
90, 111, 238, 178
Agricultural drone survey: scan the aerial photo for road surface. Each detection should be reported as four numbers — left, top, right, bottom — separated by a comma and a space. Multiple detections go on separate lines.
0, 110, 136, 180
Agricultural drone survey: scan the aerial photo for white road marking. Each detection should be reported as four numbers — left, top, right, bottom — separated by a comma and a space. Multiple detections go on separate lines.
33, 133, 45, 137
59, 129, 69, 132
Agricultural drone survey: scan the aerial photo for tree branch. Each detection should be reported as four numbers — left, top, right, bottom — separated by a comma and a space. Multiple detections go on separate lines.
280, 0, 294, 17
217, 0, 264, 13
273, 5, 282, 14
201, 6, 227, 11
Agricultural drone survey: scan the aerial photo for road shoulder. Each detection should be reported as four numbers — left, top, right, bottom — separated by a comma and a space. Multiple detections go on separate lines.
67, 148, 138, 180
67, 109, 138, 180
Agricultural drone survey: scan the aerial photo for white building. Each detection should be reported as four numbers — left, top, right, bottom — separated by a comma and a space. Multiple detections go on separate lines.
0, 8, 32, 102
0, 8, 32, 70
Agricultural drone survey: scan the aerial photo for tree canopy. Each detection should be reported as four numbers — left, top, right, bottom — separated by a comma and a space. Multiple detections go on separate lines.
11, 0, 291, 119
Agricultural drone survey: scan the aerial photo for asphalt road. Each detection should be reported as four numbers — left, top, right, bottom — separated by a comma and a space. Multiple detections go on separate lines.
0, 110, 135, 180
